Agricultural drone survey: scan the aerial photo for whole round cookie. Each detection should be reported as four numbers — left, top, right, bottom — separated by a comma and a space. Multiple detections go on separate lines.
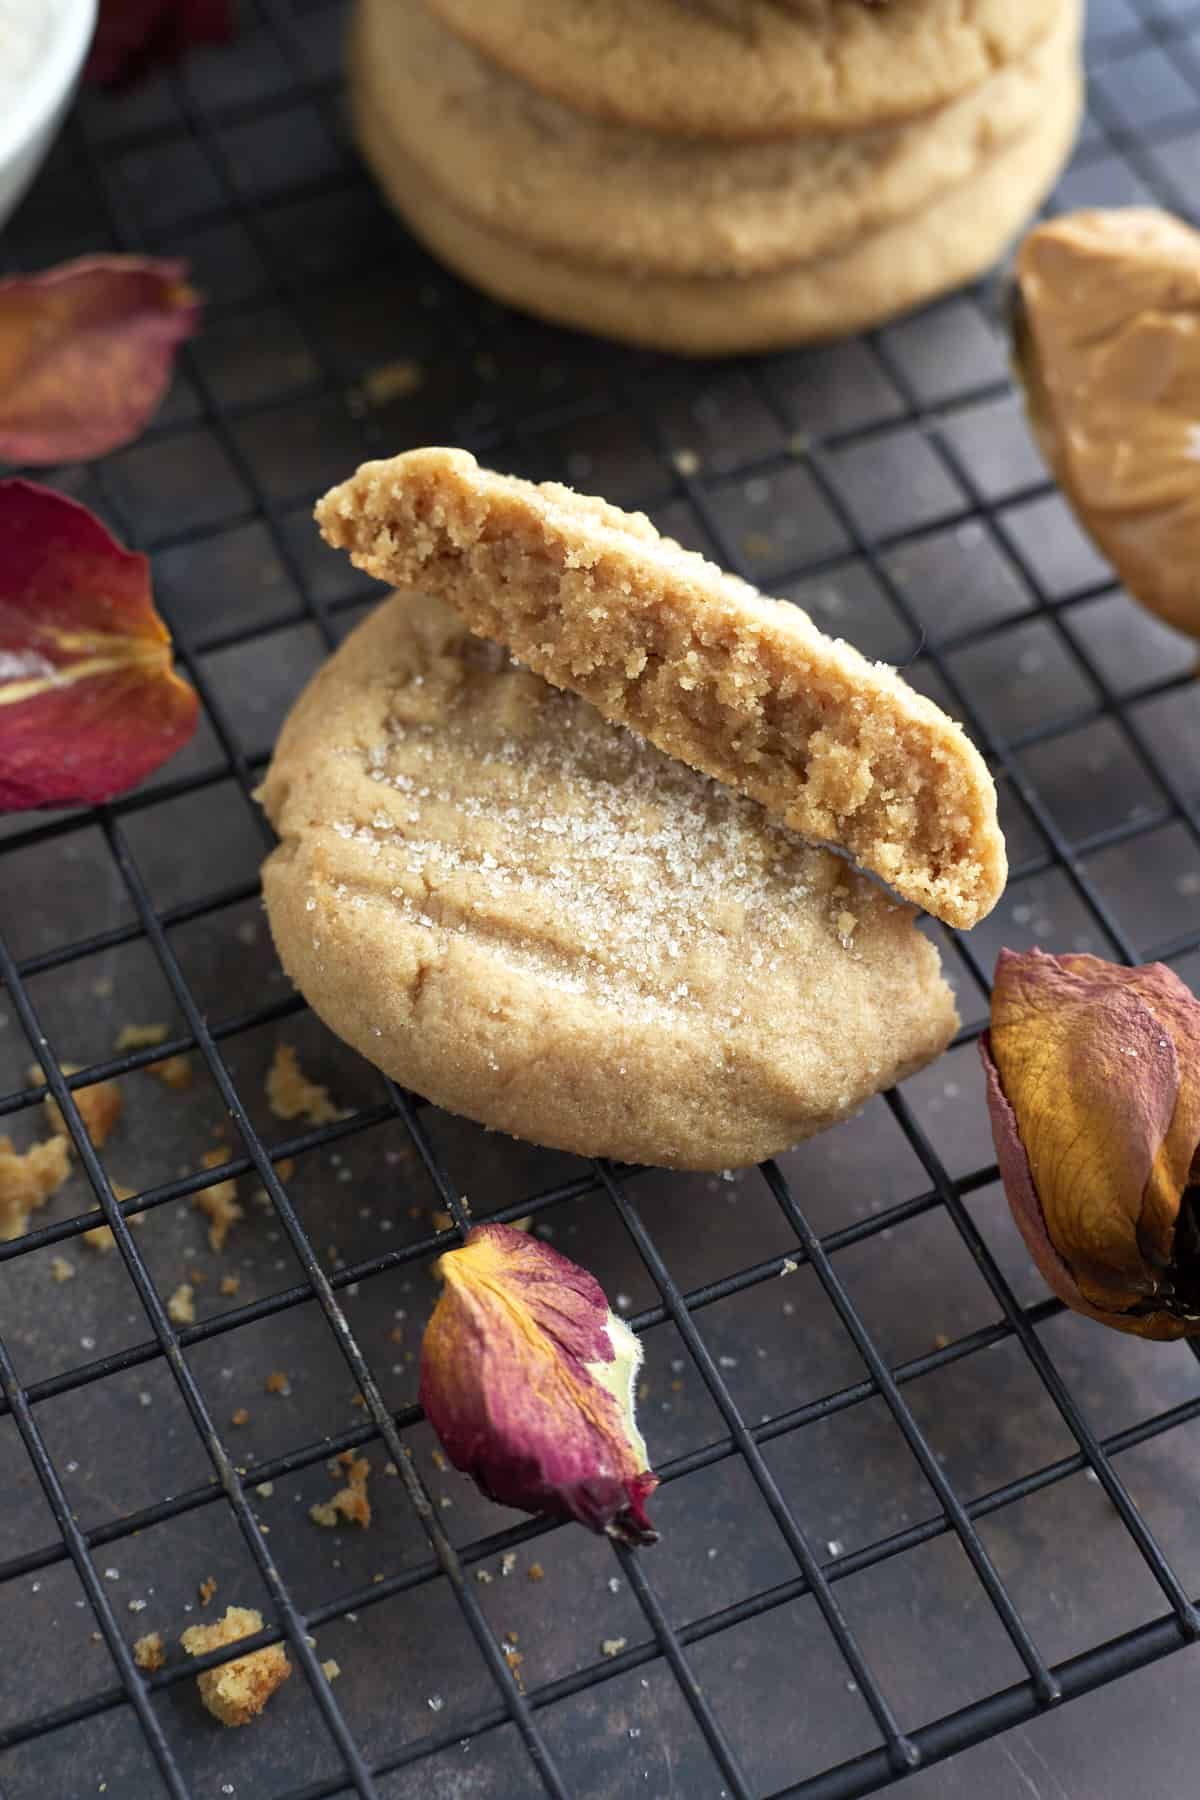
260, 592, 958, 1170
353, 83, 1081, 355
355, 0, 1078, 278
423, 0, 1066, 140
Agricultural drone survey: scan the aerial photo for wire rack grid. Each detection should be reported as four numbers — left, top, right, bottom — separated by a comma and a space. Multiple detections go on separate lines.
1, 0, 1200, 1796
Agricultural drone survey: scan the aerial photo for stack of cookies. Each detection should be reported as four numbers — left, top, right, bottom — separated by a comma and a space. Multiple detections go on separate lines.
347, 0, 1082, 356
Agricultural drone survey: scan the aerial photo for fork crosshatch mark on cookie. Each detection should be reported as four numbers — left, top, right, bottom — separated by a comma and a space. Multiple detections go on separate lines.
260, 591, 958, 1168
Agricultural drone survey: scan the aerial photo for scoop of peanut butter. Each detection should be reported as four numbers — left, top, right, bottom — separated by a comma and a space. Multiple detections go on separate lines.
1014, 208, 1200, 639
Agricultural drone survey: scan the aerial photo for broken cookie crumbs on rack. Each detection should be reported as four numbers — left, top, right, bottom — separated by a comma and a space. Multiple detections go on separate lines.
133, 1631, 166, 1673
29, 1061, 122, 1148
0, 1133, 71, 1241
180, 1605, 291, 1727
310, 1450, 372, 1528
265, 1043, 344, 1125
194, 1148, 242, 1251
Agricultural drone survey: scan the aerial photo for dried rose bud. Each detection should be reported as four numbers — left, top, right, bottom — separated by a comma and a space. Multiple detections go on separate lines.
0, 256, 200, 465
981, 948, 1200, 1339
86, 0, 234, 88
0, 481, 198, 810
419, 1223, 658, 1543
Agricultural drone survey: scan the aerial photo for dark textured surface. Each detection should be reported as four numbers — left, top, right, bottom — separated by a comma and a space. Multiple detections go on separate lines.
2, 1, 1200, 1796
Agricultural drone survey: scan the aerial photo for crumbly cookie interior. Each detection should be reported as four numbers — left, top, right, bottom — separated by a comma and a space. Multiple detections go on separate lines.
316, 449, 1006, 928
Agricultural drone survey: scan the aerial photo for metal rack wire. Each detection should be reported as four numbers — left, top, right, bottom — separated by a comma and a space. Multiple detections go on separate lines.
1, 0, 1199, 1795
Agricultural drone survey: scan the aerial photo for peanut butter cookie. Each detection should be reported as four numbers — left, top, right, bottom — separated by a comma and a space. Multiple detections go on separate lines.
352, 83, 1080, 353
315, 449, 1007, 929
260, 592, 957, 1169
424, 0, 1066, 140
353, 0, 1078, 278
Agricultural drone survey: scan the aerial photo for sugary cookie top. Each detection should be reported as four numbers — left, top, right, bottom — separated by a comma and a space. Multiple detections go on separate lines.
266, 593, 890, 1033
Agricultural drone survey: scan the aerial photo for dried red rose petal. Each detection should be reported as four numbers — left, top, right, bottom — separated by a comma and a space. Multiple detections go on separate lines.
420, 1223, 659, 1544
0, 481, 198, 810
85, 0, 235, 88
0, 256, 200, 465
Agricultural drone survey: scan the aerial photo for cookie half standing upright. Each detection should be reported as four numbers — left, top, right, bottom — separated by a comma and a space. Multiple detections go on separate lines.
315, 449, 1006, 930
259, 451, 1005, 1171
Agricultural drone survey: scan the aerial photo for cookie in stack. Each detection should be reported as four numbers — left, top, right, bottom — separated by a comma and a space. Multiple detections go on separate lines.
347, 0, 1082, 355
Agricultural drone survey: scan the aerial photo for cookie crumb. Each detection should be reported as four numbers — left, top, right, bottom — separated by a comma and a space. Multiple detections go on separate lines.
601, 1637, 627, 1658
0, 1133, 71, 1241
527, 1563, 545, 1583
361, 359, 423, 408
265, 1371, 291, 1396
231, 1408, 250, 1427
266, 1045, 342, 1126
321, 1658, 341, 1682
115, 1024, 168, 1051
50, 1254, 75, 1283
180, 1605, 291, 1727
150, 1053, 193, 1092
83, 1183, 139, 1254
199, 1577, 218, 1606
167, 1283, 195, 1326
220, 1275, 241, 1297
133, 1631, 165, 1672
671, 448, 700, 477
310, 1453, 371, 1529
194, 1152, 243, 1252
31, 1064, 123, 1149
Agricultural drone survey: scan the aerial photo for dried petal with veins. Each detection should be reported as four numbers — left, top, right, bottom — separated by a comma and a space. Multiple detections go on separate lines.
0, 481, 198, 810
420, 1223, 658, 1543
981, 947, 1200, 1339
0, 255, 200, 464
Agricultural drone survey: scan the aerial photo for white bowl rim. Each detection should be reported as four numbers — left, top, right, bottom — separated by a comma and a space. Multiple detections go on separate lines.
0, 0, 98, 176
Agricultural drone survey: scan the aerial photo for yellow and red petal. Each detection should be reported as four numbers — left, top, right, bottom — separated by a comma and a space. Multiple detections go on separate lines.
420, 1224, 658, 1544
0, 256, 200, 464
983, 948, 1200, 1339
0, 481, 198, 810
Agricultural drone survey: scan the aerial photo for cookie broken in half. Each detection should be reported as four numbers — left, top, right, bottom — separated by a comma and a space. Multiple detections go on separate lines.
260, 592, 958, 1169
315, 448, 1006, 928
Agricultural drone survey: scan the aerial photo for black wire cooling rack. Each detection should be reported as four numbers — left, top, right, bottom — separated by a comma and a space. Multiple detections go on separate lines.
2, 1, 1200, 1796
